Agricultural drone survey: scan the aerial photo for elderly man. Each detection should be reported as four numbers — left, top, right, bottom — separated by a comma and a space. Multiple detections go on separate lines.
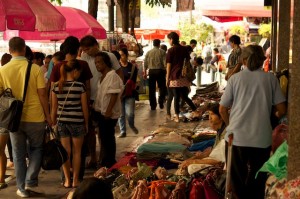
144, 39, 167, 110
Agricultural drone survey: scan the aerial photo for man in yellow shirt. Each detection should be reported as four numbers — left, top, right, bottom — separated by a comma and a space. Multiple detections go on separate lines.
0, 37, 52, 198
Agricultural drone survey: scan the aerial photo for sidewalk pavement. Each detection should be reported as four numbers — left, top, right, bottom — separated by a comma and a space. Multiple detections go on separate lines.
0, 71, 219, 198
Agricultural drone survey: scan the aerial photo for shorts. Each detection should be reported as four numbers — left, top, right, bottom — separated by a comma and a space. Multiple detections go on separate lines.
0, 127, 9, 134
57, 123, 86, 138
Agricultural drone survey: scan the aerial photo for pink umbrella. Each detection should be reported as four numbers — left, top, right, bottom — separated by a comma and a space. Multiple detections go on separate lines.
4, 6, 107, 41
0, 0, 66, 31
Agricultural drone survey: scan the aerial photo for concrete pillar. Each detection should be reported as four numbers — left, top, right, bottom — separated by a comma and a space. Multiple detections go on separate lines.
287, 0, 300, 181
271, 0, 278, 71
196, 66, 202, 87
276, 0, 291, 71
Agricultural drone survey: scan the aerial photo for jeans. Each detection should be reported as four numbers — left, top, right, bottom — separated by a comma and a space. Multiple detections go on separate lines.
118, 97, 135, 135
167, 87, 196, 115
10, 122, 45, 192
97, 113, 118, 168
148, 69, 167, 109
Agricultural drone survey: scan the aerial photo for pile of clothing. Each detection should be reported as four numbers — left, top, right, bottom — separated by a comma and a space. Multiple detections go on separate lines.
94, 126, 227, 199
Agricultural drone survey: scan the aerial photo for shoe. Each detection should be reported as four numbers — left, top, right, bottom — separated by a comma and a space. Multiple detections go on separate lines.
25, 185, 45, 194
117, 133, 126, 138
159, 103, 164, 109
173, 115, 180, 123
151, 107, 156, 110
16, 189, 29, 198
0, 182, 7, 189
131, 126, 139, 134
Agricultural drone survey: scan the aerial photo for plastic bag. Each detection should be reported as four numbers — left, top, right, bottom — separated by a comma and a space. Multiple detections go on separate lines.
256, 141, 288, 180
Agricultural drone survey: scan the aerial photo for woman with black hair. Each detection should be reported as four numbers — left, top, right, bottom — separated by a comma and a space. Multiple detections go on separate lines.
166, 32, 196, 122
117, 48, 139, 138
93, 52, 123, 168
51, 59, 89, 188
225, 35, 242, 80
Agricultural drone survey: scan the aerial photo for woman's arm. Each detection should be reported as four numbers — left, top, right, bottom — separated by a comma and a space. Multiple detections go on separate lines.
166, 63, 171, 87
50, 91, 58, 125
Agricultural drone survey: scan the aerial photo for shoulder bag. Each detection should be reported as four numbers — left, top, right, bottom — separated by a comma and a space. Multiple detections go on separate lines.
0, 61, 32, 132
122, 65, 138, 99
42, 81, 75, 170
182, 58, 196, 82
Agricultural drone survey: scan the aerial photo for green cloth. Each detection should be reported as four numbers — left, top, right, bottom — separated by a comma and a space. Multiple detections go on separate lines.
137, 142, 186, 154
256, 141, 288, 180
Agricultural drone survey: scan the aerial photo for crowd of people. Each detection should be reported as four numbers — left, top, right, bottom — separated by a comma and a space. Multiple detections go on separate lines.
0, 32, 287, 199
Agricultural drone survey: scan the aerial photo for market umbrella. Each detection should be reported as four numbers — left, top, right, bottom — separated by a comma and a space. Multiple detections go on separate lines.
0, 0, 66, 31
134, 29, 180, 40
3, 6, 107, 41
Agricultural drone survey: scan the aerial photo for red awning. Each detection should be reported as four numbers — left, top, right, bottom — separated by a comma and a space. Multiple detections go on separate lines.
208, 16, 243, 23
134, 29, 180, 40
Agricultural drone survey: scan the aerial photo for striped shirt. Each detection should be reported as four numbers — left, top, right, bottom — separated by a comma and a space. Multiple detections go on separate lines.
52, 81, 86, 123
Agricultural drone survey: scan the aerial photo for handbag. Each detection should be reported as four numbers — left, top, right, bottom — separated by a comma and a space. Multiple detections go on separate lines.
42, 81, 75, 170
41, 125, 68, 170
0, 62, 32, 132
122, 65, 138, 98
181, 58, 196, 82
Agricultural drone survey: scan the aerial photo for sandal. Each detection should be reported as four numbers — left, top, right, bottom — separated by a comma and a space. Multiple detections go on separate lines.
0, 182, 8, 189
173, 115, 180, 123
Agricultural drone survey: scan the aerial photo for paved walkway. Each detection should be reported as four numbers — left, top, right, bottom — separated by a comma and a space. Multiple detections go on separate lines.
0, 70, 221, 198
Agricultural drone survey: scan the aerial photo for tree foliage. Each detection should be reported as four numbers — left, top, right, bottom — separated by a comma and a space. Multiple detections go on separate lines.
229, 25, 246, 36
145, 0, 171, 8
49, 0, 62, 5
258, 23, 271, 38
178, 19, 214, 44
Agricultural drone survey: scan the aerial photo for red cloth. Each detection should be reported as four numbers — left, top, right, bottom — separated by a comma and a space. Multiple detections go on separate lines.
50, 60, 93, 84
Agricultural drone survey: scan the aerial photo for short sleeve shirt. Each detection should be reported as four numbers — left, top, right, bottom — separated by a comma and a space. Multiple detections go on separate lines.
166, 45, 189, 80
220, 68, 286, 148
81, 52, 121, 101
0, 57, 45, 122
50, 60, 93, 84
52, 81, 86, 123
94, 70, 123, 119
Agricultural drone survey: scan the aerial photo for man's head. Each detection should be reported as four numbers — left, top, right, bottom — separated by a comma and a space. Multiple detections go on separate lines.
180, 41, 186, 46
193, 56, 203, 67
190, 39, 197, 49
9, 37, 26, 56
52, 51, 65, 66
60, 36, 80, 57
153, 39, 161, 47
229, 35, 241, 47
80, 35, 99, 57
44, 55, 52, 68
32, 52, 45, 66
160, 44, 167, 52
213, 48, 219, 55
